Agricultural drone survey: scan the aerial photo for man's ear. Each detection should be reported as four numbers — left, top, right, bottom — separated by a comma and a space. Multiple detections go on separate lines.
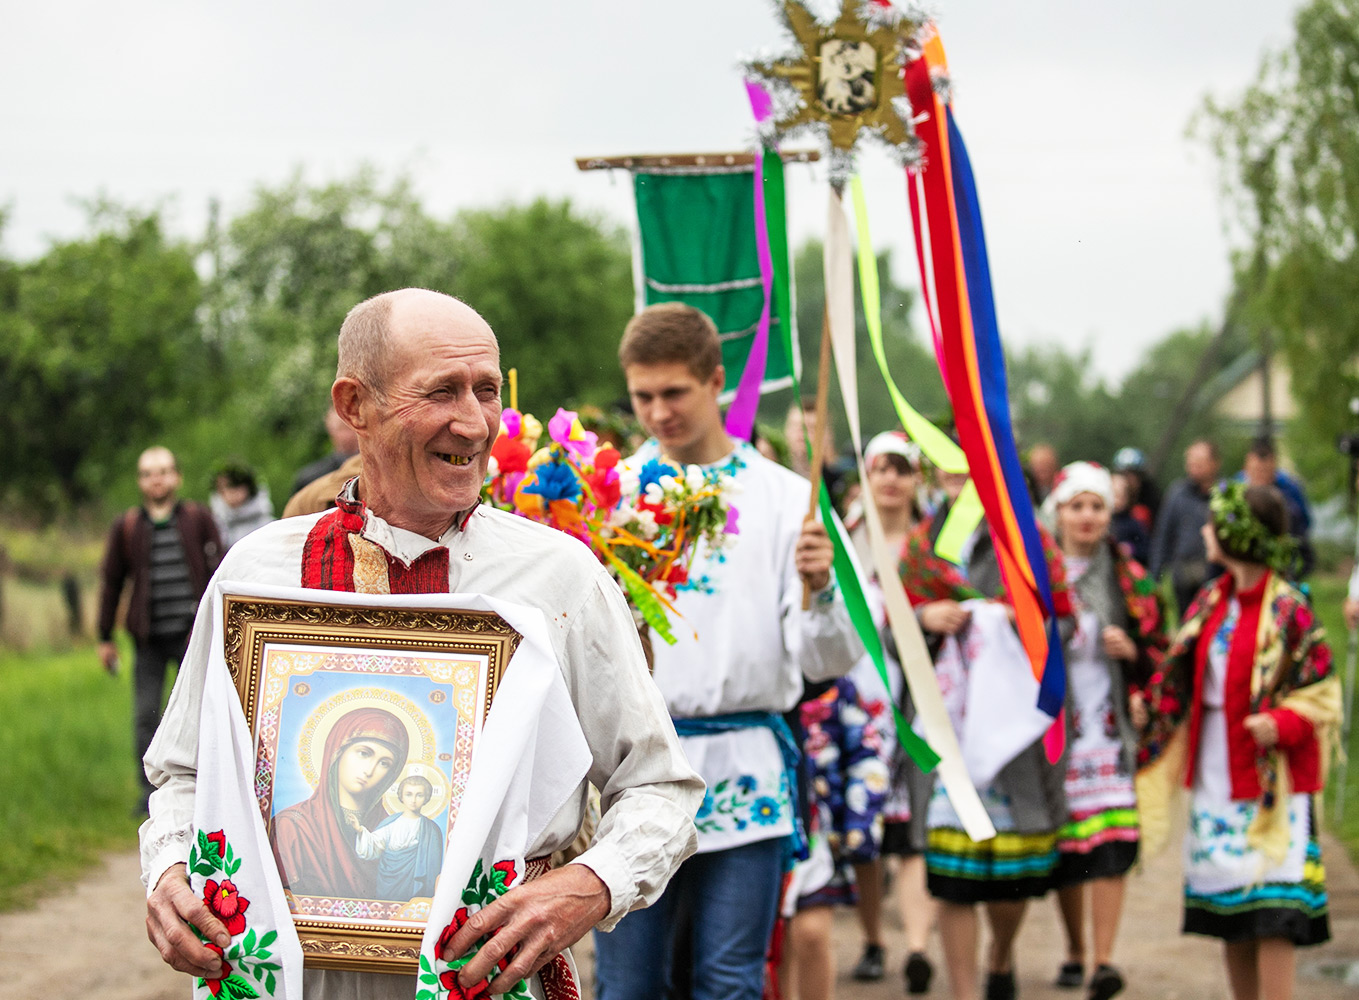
707, 364, 726, 396
332, 378, 366, 432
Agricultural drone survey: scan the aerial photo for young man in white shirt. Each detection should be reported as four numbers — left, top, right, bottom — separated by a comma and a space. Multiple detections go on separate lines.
593, 302, 862, 1000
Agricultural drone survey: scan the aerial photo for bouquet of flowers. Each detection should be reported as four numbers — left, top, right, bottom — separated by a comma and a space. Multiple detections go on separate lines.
483, 407, 739, 644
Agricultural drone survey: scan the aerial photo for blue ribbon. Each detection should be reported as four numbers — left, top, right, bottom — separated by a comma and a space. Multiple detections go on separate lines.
672, 711, 807, 861
946, 108, 1067, 717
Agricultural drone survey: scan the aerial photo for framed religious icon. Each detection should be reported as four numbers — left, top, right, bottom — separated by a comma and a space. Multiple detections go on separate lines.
222, 595, 520, 973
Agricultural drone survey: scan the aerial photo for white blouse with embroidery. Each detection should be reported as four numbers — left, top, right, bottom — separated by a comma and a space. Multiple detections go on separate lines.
626, 440, 863, 854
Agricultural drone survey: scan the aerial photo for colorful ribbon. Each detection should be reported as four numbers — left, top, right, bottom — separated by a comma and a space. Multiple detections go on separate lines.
825, 185, 993, 841
904, 33, 1067, 727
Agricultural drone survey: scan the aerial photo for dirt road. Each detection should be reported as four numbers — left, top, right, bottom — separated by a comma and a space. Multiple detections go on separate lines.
2, 829, 1356, 1000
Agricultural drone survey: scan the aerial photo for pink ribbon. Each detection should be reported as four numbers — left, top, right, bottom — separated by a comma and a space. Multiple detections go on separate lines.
724, 82, 777, 442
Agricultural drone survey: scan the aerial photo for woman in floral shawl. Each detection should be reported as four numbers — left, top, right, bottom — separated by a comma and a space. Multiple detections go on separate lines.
1139, 482, 1339, 1000
1042, 462, 1168, 1000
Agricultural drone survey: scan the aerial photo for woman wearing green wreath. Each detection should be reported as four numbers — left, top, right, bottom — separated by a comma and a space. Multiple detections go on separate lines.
1137, 482, 1341, 1000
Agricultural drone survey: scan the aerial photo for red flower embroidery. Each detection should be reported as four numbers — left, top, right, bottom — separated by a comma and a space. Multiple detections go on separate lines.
203, 878, 251, 937
206, 830, 227, 863
492, 860, 518, 888
437, 906, 473, 957
440, 969, 492, 1000
202, 943, 232, 997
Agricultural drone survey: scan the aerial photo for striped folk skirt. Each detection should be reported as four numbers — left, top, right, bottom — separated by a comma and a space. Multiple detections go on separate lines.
1182, 791, 1329, 946
925, 827, 1058, 904
1054, 807, 1139, 886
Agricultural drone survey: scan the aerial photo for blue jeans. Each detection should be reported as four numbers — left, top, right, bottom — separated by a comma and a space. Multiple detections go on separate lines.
593, 837, 785, 1000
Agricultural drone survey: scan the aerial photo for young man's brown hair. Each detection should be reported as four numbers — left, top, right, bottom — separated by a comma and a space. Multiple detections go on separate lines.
618, 302, 723, 380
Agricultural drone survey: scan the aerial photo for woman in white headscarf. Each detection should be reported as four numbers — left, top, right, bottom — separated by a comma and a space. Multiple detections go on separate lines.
843, 431, 938, 993
1042, 462, 1168, 1000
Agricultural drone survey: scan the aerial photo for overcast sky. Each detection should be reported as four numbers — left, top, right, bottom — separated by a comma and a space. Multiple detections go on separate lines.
1, 0, 1300, 380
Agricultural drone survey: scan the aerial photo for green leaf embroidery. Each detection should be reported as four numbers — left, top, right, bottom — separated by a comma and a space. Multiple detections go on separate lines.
263, 971, 275, 995
244, 929, 257, 952
259, 930, 276, 950
221, 974, 259, 999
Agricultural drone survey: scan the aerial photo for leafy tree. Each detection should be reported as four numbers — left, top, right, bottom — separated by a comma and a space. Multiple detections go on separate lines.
764, 239, 948, 448
448, 198, 635, 418
1196, 0, 1359, 495
1005, 344, 1127, 466
0, 206, 203, 515
213, 170, 461, 470
203, 176, 634, 499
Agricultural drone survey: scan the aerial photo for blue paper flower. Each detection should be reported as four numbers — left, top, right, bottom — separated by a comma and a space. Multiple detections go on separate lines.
638, 457, 681, 494
522, 460, 581, 503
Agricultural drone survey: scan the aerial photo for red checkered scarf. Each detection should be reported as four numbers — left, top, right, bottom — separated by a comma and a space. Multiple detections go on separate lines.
299, 486, 452, 594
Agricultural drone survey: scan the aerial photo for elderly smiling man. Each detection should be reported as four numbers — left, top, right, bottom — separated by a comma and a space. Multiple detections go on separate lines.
140, 288, 703, 999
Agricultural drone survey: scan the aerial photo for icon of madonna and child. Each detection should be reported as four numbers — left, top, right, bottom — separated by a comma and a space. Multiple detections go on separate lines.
271, 706, 450, 904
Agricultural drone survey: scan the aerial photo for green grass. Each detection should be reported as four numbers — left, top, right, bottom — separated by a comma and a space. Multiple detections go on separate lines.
0, 642, 146, 910
1309, 574, 1359, 864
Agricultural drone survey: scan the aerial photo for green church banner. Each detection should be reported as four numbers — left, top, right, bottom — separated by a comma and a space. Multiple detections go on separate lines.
632, 159, 796, 400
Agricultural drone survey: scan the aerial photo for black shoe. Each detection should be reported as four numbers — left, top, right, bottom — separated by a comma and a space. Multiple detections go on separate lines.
904, 951, 933, 994
1087, 964, 1124, 1000
1055, 961, 1084, 989
985, 970, 1016, 1000
852, 943, 885, 981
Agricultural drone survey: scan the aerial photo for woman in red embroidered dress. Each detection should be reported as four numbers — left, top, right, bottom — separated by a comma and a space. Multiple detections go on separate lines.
1140, 483, 1338, 1000
272, 707, 409, 900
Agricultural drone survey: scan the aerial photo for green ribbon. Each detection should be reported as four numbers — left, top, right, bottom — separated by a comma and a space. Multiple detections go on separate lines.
773, 170, 939, 771
823, 488, 940, 770
849, 176, 967, 475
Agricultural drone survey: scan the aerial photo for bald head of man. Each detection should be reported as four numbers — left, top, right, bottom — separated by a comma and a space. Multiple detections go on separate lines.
332, 289, 503, 540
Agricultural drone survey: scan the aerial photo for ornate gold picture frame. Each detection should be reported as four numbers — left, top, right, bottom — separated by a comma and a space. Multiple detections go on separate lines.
222, 595, 521, 973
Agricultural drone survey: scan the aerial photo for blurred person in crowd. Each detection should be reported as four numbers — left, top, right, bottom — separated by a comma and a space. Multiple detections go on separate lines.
786, 397, 856, 515
1237, 436, 1314, 578
1150, 439, 1223, 615
1027, 443, 1060, 504
209, 459, 274, 549
1110, 447, 1160, 536
898, 465, 1073, 1000
97, 446, 221, 813
1110, 471, 1151, 568
291, 403, 360, 495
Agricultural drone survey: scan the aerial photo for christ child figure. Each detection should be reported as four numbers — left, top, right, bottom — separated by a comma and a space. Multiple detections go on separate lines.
352, 773, 445, 900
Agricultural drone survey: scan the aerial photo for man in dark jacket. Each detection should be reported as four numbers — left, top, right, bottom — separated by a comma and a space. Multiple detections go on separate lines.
1150, 439, 1222, 615
98, 446, 221, 810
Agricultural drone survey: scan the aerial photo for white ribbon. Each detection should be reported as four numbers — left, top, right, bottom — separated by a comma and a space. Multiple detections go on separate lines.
823, 186, 995, 841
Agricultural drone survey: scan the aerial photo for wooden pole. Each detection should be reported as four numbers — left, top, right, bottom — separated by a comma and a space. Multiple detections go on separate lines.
802, 304, 834, 610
